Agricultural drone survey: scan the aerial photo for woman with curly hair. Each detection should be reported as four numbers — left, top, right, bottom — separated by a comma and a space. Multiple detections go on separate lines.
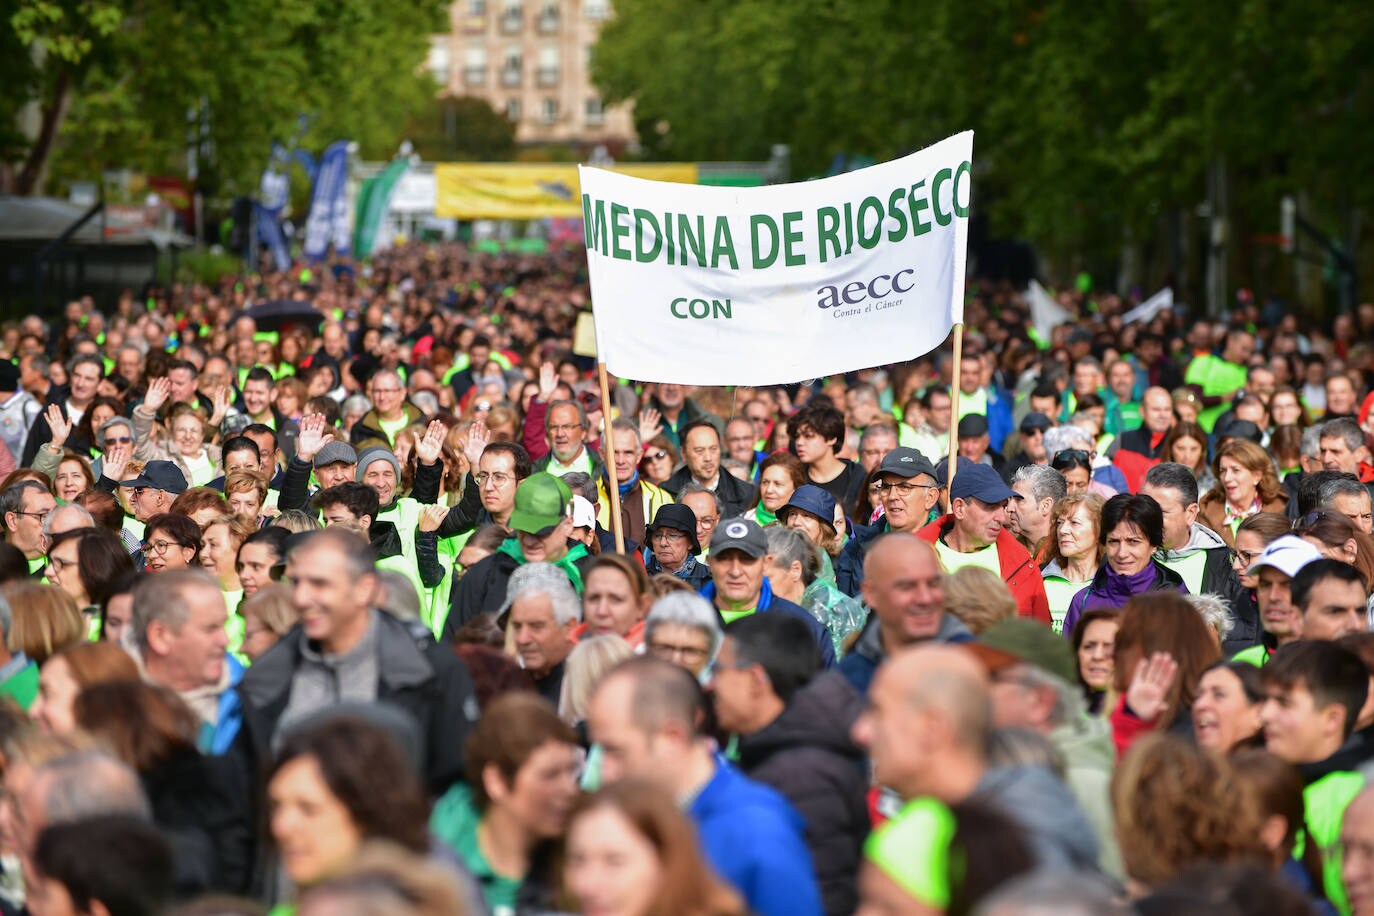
1112, 733, 1268, 893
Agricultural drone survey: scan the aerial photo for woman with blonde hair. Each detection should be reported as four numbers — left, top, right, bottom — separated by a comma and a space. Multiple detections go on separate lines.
2, 582, 85, 665
131, 379, 223, 487
558, 634, 634, 726
1041, 494, 1105, 634
1198, 439, 1288, 547
239, 582, 299, 662
943, 566, 1018, 635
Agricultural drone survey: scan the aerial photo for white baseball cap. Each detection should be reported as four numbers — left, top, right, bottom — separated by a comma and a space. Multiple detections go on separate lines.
571, 495, 597, 530
1247, 535, 1323, 579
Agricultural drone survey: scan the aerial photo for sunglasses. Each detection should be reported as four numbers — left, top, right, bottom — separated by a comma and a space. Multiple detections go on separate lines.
646, 450, 668, 461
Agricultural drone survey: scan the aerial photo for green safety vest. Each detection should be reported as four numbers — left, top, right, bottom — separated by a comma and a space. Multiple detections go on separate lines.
1299, 770, 1365, 914
1231, 644, 1271, 667
1155, 549, 1208, 595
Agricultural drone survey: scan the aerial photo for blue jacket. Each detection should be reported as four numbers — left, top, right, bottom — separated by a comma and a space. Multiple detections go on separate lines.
986, 385, 1014, 454
688, 756, 823, 916
204, 654, 245, 755
700, 580, 837, 668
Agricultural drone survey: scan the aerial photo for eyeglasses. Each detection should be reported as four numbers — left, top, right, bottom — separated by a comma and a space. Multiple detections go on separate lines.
651, 529, 687, 544
1229, 548, 1262, 567
697, 515, 720, 528
648, 641, 709, 663
46, 555, 76, 573
12, 510, 51, 523
645, 450, 669, 462
103, 436, 133, 446
746, 415, 770, 425
368, 387, 402, 397
475, 471, 514, 487
875, 481, 937, 496
141, 539, 177, 556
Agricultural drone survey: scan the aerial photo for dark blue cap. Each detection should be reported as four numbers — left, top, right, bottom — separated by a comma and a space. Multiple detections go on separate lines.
779, 484, 837, 527
119, 459, 189, 496
949, 463, 1020, 504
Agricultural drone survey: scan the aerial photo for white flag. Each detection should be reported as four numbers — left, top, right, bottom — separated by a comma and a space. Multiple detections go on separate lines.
1027, 280, 1072, 340
580, 132, 974, 386
1121, 287, 1174, 325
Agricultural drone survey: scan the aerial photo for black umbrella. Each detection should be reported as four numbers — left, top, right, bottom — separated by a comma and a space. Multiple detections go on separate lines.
237, 300, 326, 333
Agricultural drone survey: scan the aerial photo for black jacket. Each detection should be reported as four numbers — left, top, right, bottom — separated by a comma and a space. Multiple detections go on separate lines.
737, 671, 869, 916
233, 612, 479, 798
21, 399, 93, 466
663, 466, 757, 519
444, 543, 595, 638
143, 747, 254, 896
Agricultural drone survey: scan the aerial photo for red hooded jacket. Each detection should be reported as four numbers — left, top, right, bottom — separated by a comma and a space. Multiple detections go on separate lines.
916, 514, 1052, 625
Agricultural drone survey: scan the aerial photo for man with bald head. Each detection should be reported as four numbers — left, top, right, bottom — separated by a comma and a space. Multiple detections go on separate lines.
851, 644, 1099, 871
838, 533, 971, 697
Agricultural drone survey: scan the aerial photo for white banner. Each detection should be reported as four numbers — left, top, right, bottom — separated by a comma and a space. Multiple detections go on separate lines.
1121, 286, 1173, 325
1027, 279, 1072, 341
580, 132, 973, 385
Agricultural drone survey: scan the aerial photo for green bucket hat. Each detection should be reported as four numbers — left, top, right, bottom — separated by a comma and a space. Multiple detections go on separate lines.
508, 472, 572, 536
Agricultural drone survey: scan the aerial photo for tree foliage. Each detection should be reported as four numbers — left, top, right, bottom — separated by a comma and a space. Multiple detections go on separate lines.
4, 0, 448, 197
406, 96, 517, 164
594, 0, 1374, 289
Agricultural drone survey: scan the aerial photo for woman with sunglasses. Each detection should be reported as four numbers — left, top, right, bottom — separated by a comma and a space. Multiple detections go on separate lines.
638, 435, 679, 487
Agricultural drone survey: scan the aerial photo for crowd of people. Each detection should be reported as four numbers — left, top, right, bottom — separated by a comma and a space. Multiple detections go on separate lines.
2, 242, 1374, 914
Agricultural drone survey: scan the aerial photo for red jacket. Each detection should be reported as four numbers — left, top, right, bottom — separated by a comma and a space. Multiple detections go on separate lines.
916, 514, 1051, 625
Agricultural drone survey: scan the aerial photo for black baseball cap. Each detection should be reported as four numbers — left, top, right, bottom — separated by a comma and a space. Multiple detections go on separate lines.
957, 414, 989, 439
877, 447, 937, 481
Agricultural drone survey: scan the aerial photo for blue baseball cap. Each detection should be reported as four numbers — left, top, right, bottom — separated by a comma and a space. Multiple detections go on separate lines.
949, 464, 1020, 504
779, 485, 837, 527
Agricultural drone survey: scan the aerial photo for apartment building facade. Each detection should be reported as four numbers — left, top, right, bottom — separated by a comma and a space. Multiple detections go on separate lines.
427, 0, 636, 150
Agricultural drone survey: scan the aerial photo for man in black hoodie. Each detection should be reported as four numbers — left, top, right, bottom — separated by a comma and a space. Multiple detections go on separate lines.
711, 612, 867, 916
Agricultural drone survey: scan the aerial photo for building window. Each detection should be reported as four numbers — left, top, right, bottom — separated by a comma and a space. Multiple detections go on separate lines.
537, 46, 560, 86
505, 98, 522, 121
585, 0, 609, 19
500, 0, 523, 32
537, 1, 560, 33
464, 46, 487, 86
426, 39, 451, 86
585, 97, 604, 126
468, 0, 487, 13
541, 98, 559, 124
501, 47, 522, 85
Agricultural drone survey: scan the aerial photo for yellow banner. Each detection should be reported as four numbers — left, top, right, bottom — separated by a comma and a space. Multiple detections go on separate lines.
434, 163, 699, 219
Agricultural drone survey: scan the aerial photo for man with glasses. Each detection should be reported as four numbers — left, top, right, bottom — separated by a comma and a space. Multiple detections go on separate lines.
102, 459, 188, 523
915, 463, 1051, 624
1004, 412, 1052, 479
858, 423, 898, 474
724, 416, 764, 480
837, 448, 942, 596
678, 485, 724, 557
1, 481, 56, 576
535, 399, 603, 479
644, 503, 711, 590
351, 368, 423, 451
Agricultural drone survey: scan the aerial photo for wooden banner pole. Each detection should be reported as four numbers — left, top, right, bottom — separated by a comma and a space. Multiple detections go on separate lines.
597, 361, 626, 554
946, 323, 965, 500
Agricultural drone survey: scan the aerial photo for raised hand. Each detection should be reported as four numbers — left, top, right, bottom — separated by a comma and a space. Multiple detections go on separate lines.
103, 440, 132, 483
416, 419, 446, 465
638, 406, 663, 444
144, 377, 172, 413
45, 404, 72, 450
295, 413, 329, 462
209, 385, 233, 426
538, 361, 557, 401
1125, 651, 1179, 723
463, 420, 490, 469
419, 503, 451, 533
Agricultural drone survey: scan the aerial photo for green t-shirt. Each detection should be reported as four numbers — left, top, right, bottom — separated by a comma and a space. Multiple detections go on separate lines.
1184, 354, 1247, 432
377, 413, 410, 447
183, 451, 215, 487
933, 538, 1000, 577
431, 784, 522, 913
